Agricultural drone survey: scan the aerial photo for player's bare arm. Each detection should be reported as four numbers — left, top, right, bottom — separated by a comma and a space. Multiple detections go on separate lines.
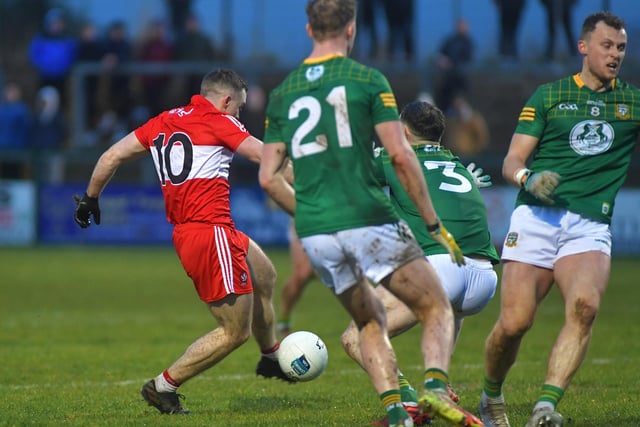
502, 132, 539, 187
86, 131, 148, 197
236, 135, 265, 164
259, 142, 295, 216
375, 120, 439, 226
504, 132, 560, 204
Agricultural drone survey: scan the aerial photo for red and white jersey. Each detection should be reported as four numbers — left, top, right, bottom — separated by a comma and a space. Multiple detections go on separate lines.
135, 95, 250, 226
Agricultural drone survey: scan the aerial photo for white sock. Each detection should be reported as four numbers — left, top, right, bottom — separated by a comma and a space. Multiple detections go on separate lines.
533, 401, 554, 412
155, 373, 178, 393
482, 391, 505, 403
262, 343, 280, 360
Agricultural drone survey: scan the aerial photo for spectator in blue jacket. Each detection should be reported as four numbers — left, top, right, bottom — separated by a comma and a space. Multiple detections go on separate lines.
28, 8, 78, 108
0, 82, 31, 149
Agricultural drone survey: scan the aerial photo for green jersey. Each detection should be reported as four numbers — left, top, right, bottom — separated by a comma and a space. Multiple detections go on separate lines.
374, 144, 499, 263
264, 55, 400, 237
515, 74, 640, 224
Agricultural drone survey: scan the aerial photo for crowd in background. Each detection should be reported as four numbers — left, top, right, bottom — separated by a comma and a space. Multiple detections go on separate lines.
0, 0, 584, 179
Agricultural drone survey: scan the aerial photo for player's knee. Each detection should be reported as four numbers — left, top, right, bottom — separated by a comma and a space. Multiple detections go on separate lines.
498, 315, 533, 338
231, 324, 252, 348
340, 324, 358, 354
571, 297, 599, 328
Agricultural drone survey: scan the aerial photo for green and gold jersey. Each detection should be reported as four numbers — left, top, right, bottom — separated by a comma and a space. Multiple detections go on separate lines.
515, 74, 640, 224
264, 55, 400, 237
374, 145, 499, 263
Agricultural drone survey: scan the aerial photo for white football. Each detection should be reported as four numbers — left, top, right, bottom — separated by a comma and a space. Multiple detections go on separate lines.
278, 331, 328, 382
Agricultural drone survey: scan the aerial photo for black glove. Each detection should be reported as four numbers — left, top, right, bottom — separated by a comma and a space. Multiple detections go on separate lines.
73, 193, 101, 228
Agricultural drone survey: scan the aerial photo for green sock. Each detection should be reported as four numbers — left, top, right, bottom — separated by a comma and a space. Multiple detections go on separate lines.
424, 368, 448, 391
399, 374, 418, 403
380, 390, 407, 425
537, 384, 564, 408
483, 375, 504, 398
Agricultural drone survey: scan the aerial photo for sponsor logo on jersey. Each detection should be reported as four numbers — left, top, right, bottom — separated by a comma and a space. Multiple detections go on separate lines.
569, 120, 614, 155
616, 104, 630, 120
504, 232, 518, 247
306, 65, 324, 82
586, 99, 606, 107
558, 103, 578, 111
169, 107, 194, 117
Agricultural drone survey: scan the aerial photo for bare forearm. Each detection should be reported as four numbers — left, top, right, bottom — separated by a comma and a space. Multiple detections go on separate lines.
86, 150, 121, 197
392, 153, 438, 226
502, 154, 528, 187
263, 175, 296, 216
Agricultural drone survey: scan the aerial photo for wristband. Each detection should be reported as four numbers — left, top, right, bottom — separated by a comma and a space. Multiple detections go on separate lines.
514, 168, 532, 189
426, 219, 440, 233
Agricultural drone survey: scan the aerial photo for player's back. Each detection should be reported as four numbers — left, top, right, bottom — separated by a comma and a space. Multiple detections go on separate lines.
265, 55, 400, 237
136, 95, 250, 227
376, 145, 498, 262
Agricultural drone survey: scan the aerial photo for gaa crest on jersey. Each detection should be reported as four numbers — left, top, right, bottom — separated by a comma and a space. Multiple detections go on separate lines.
240, 272, 248, 287
504, 232, 518, 248
615, 104, 630, 120
568, 120, 614, 156
306, 65, 324, 82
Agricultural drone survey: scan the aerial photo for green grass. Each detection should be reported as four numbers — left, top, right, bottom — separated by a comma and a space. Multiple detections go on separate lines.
1, 246, 639, 426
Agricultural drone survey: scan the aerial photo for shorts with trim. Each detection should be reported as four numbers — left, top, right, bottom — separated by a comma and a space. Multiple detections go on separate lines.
501, 205, 611, 269
173, 223, 253, 302
300, 221, 423, 295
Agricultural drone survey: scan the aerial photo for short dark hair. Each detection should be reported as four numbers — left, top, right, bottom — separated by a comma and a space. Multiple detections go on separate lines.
306, 0, 357, 41
581, 11, 625, 39
200, 69, 247, 96
400, 101, 445, 143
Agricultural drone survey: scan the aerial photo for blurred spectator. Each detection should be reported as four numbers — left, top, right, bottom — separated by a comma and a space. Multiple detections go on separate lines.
539, 0, 578, 61
443, 94, 490, 158
134, 18, 174, 117
166, 0, 193, 36
28, 8, 78, 108
100, 20, 133, 124
382, 0, 415, 63
357, 0, 383, 60
434, 18, 474, 114
493, 0, 527, 61
0, 82, 31, 149
174, 14, 217, 96
0, 82, 32, 178
30, 86, 67, 183
76, 21, 104, 130
31, 86, 66, 150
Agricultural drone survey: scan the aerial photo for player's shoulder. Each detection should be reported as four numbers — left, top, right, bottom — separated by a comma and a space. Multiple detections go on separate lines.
535, 74, 574, 92
614, 78, 640, 94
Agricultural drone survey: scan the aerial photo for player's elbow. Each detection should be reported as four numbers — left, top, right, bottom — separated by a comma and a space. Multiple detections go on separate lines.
258, 170, 276, 194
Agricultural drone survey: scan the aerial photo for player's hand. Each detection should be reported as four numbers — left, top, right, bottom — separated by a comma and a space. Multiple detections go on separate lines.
466, 162, 492, 188
73, 193, 101, 228
429, 221, 465, 266
524, 171, 561, 205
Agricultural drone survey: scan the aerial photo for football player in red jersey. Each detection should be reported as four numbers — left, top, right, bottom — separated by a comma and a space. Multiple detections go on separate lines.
74, 69, 293, 415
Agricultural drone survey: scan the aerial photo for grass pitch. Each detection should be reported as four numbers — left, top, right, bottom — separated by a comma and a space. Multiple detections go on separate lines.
1, 246, 639, 426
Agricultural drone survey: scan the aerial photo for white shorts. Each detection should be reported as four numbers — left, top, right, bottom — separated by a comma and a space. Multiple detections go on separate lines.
501, 205, 611, 269
427, 254, 497, 318
300, 221, 423, 295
